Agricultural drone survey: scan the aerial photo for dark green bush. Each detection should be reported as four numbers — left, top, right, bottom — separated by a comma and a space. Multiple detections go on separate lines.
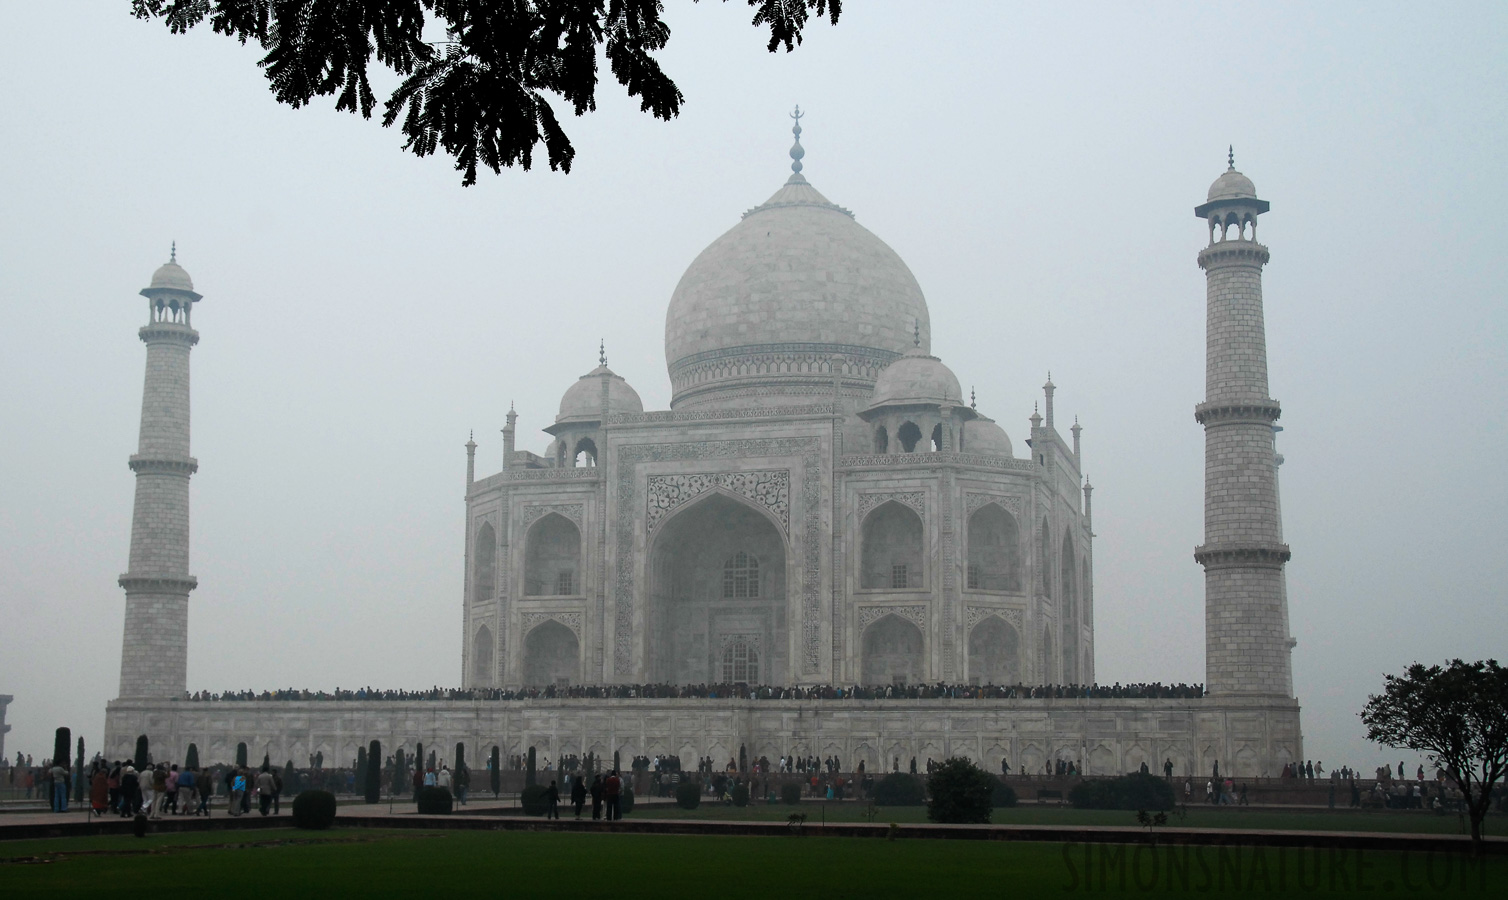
416, 786, 453, 814
873, 773, 925, 806
489, 747, 501, 797
134, 735, 150, 769
292, 790, 337, 829
526, 747, 537, 787
1069, 773, 1175, 811
780, 782, 804, 805
235, 742, 248, 768
53, 728, 70, 773
731, 784, 750, 807
184, 743, 200, 770
675, 780, 702, 810
520, 784, 550, 816
993, 778, 1018, 808
620, 787, 635, 815
926, 757, 995, 824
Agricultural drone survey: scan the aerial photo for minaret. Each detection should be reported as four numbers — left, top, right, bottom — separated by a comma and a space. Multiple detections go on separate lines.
1193, 151, 1294, 697
117, 246, 201, 699
465, 431, 477, 486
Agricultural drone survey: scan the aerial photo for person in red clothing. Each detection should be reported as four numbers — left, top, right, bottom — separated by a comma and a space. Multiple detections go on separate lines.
604, 770, 622, 821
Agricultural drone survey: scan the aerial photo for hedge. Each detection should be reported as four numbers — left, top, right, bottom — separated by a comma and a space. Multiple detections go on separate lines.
292, 790, 337, 829
675, 780, 702, 810
1069, 772, 1176, 811
416, 786, 453, 814
873, 773, 925, 806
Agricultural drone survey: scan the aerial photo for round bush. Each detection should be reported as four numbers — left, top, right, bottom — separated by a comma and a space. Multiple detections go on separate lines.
1069, 773, 1175, 811
291, 790, 337, 830
731, 784, 750, 807
926, 758, 995, 824
416, 786, 453, 815
993, 779, 1018, 809
520, 784, 549, 816
620, 787, 635, 815
780, 782, 803, 805
873, 773, 925, 807
675, 780, 702, 810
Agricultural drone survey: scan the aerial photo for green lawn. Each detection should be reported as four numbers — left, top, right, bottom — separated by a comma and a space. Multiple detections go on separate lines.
0, 828, 1500, 898
628, 801, 1490, 835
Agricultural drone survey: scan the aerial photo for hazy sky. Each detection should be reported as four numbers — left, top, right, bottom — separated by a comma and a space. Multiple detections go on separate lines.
1, 2, 1504, 770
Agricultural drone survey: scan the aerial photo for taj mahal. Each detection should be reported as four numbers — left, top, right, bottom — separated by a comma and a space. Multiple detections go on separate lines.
104, 117, 1302, 779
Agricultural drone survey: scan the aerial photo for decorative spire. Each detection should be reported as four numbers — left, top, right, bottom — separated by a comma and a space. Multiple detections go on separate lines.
789, 105, 805, 177
599, 340, 606, 367
1228, 145, 1235, 170
913, 318, 921, 348
970, 386, 977, 410
170, 240, 176, 264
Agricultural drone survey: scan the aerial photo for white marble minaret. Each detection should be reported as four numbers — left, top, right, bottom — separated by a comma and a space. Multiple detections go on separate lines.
1193, 153, 1295, 697
117, 246, 200, 699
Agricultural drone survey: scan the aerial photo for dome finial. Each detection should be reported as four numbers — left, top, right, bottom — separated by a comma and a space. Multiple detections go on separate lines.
170, 240, 176, 264
788, 105, 805, 178
1228, 145, 1235, 170
599, 339, 606, 367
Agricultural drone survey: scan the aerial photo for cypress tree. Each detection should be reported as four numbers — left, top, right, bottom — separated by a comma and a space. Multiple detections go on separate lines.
261, 752, 271, 772
134, 735, 150, 769
355, 746, 367, 792
613, 749, 620, 773
235, 742, 248, 768
489, 746, 501, 797
526, 746, 537, 787
283, 759, 297, 793
185, 743, 200, 770
391, 749, 406, 794
74, 736, 86, 803
415, 742, 423, 779
53, 727, 71, 771
455, 742, 465, 772
364, 740, 382, 803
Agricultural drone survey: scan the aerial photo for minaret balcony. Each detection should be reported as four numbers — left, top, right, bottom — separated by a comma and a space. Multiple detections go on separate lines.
1193, 399, 1281, 426
1197, 241, 1270, 270
1193, 542, 1291, 569
128, 455, 198, 475
118, 573, 198, 594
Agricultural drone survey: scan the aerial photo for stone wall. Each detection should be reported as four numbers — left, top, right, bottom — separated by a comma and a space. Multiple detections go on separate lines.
105, 696, 1300, 781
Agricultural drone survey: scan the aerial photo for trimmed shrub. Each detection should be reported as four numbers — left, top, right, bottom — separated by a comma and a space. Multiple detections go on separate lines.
455, 742, 466, 772
416, 786, 453, 815
731, 784, 750, 807
926, 757, 995, 824
364, 741, 382, 803
391, 749, 406, 795
134, 735, 150, 769
283, 760, 298, 793
525, 747, 537, 787
489, 747, 501, 797
675, 779, 702, 810
292, 790, 337, 829
74, 737, 85, 804
184, 743, 200, 770
53, 727, 70, 772
354, 746, 367, 793
235, 742, 248, 768
780, 782, 804, 805
993, 778, 1018, 809
873, 773, 925, 807
620, 787, 635, 815
1069, 773, 1176, 811
520, 784, 550, 816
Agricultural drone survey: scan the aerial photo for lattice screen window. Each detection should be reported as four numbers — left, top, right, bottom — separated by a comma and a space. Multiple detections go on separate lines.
722, 551, 760, 599
891, 564, 909, 589
966, 563, 981, 590
721, 641, 759, 682
556, 571, 575, 595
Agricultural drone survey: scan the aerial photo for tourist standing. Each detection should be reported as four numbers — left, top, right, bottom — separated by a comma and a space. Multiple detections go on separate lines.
228, 769, 246, 817
590, 775, 604, 820
454, 766, 468, 806
604, 770, 621, 821
49, 759, 69, 813
571, 774, 587, 818
257, 767, 276, 816
545, 780, 560, 819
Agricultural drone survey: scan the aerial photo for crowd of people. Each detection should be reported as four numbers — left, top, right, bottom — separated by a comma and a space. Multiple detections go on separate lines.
182, 680, 1205, 703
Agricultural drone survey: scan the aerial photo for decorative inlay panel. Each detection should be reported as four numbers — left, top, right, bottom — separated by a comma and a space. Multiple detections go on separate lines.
717, 632, 763, 651
840, 452, 1035, 472
965, 492, 1024, 518
645, 470, 791, 536
615, 438, 823, 676
856, 491, 924, 521
857, 604, 927, 632
522, 503, 584, 527
966, 606, 1024, 633
521, 611, 583, 639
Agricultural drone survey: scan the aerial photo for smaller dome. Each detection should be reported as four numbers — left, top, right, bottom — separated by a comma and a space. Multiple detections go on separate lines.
1207, 168, 1257, 203
963, 416, 1012, 458
557, 365, 644, 423
867, 348, 964, 410
148, 261, 195, 293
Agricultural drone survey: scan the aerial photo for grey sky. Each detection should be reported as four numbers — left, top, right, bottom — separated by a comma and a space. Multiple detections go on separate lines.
1, 2, 1504, 772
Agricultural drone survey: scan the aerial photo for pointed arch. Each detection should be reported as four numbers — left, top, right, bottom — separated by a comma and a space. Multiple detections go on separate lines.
897, 421, 922, 453
861, 613, 924, 684
1061, 529, 1077, 621
525, 513, 581, 596
967, 503, 1021, 591
860, 500, 924, 590
968, 616, 1021, 684
874, 426, 889, 454
573, 437, 598, 467
472, 521, 496, 604
472, 624, 495, 687
523, 619, 579, 686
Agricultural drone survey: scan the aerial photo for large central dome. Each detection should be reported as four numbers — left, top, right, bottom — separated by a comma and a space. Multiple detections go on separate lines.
665, 167, 931, 409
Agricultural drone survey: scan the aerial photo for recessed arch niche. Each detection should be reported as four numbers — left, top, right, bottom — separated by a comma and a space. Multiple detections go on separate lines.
525, 513, 581, 596
967, 616, 1020, 685
861, 613, 924, 684
522, 620, 579, 686
860, 501, 923, 590
966, 504, 1021, 591
648, 493, 788, 684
